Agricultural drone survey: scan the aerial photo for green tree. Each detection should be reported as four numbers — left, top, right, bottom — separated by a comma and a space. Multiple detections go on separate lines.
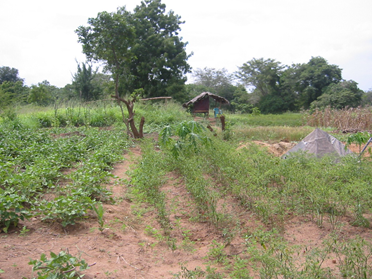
192, 67, 236, 101
310, 80, 363, 109
0, 66, 24, 84
76, 7, 135, 97
0, 81, 29, 108
278, 64, 302, 111
230, 85, 253, 113
76, 6, 144, 138
58, 84, 76, 103
28, 81, 54, 106
72, 61, 100, 101
184, 84, 212, 99
237, 58, 284, 97
76, 0, 191, 137
92, 73, 114, 99
297, 56, 342, 109
236, 58, 298, 113
127, 0, 192, 101
361, 89, 372, 107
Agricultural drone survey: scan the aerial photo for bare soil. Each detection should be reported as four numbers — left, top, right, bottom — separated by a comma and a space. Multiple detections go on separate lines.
0, 141, 371, 279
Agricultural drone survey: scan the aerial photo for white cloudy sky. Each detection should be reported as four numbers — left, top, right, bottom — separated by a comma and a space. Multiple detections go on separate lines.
0, 0, 371, 91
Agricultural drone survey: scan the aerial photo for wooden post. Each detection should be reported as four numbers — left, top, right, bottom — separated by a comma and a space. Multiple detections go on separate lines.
220, 115, 226, 131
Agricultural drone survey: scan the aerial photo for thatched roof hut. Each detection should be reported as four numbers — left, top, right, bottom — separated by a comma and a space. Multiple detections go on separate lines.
182, 92, 229, 114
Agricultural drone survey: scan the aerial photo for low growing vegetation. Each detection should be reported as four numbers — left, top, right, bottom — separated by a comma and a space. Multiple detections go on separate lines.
0, 103, 371, 279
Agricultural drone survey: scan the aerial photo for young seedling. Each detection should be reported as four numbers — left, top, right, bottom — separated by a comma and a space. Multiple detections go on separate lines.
91, 203, 105, 232
19, 226, 30, 236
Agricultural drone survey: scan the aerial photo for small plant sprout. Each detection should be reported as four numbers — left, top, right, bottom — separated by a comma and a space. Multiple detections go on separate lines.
19, 226, 30, 236
91, 202, 105, 232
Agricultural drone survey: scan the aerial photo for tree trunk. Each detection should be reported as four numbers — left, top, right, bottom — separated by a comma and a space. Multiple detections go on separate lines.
112, 95, 144, 139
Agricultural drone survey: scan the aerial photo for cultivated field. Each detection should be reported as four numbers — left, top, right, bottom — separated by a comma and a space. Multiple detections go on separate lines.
0, 103, 371, 279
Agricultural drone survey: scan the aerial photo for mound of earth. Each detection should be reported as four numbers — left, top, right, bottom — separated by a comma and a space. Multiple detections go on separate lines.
237, 141, 297, 157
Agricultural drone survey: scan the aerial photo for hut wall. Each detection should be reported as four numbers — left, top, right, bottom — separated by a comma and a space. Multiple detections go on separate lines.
193, 97, 209, 113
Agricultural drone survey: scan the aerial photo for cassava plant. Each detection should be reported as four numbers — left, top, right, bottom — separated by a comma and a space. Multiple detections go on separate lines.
345, 131, 372, 155
28, 250, 92, 279
159, 121, 212, 158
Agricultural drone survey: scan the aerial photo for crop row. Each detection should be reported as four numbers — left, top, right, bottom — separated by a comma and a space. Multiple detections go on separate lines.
0, 124, 130, 232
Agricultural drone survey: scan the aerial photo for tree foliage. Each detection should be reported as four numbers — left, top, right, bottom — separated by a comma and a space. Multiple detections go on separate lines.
235, 56, 347, 113
311, 80, 363, 110
361, 89, 372, 107
72, 62, 100, 101
76, 7, 136, 98
230, 85, 253, 113
127, 0, 191, 101
296, 56, 342, 109
188, 67, 238, 104
0, 81, 29, 108
0, 66, 24, 84
28, 81, 55, 106
192, 67, 235, 96
237, 58, 284, 97
76, 0, 191, 101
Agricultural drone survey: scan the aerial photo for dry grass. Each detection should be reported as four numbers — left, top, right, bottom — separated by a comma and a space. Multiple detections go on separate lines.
307, 106, 372, 131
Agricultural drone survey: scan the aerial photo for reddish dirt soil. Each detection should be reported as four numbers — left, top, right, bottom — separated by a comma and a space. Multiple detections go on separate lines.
0, 141, 371, 279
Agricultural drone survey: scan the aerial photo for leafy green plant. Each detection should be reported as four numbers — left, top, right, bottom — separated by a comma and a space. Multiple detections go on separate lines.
19, 225, 30, 236
174, 265, 206, 279
227, 256, 251, 279
180, 230, 196, 252
0, 192, 31, 233
205, 265, 225, 279
351, 203, 370, 228
91, 202, 105, 232
334, 236, 372, 279
159, 121, 212, 158
28, 250, 90, 279
251, 107, 261, 116
206, 240, 227, 264
144, 225, 164, 241
39, 196, 92, 227
345, 131, 372, 154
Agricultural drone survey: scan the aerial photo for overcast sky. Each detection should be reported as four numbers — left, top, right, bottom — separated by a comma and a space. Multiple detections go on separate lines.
0, 0, 371, 91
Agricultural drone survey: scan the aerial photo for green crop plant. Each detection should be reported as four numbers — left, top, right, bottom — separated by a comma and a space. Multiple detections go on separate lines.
91, 202, 105, 232
0, 191, 32, 233
205, 265, 225, 279
28, 250, 91, 279
173, 265, 206, 279
19, 225, 30, 236
145, 225, 164, 241
159, 121, 212, 158
227, 256, 251, 279
126, 139, 171, 232
345, 131, 372, 155
39, 195, 92, 227
205, 240, 227, 264
333, 236, 372, 279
